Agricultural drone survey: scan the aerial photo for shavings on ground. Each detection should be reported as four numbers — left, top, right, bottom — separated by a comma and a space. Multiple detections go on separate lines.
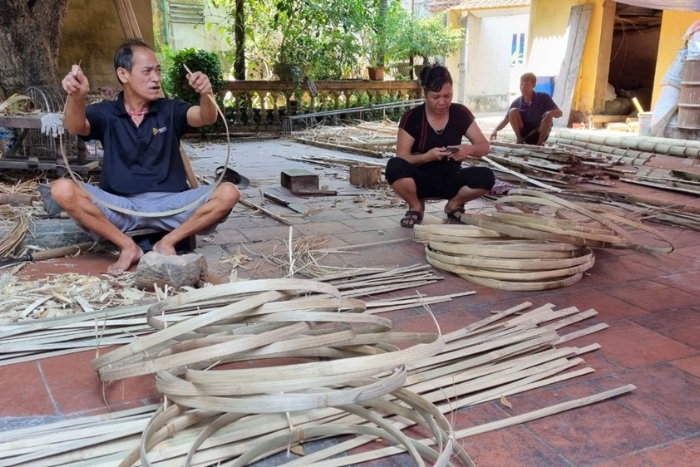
0, 206, 31, 258
0, 271, 156, 324
221, 245, 253, 269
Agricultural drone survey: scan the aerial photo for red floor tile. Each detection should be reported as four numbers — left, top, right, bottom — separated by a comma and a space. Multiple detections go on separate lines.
671, 355, 700, 379
0, 361, 55, 417
453, 403, 571, 467
593, 365, 700, 437
639, 436, 700, 467
20, 252, 122, 280
38, 349, 159, 415
653, 271, 700, 296
572, 321, 697, 369
599, 280, 700, 313
631, 308, 700, 350
546, 288, 650, 322
587, 256, 668, 284
589, 453, 656, 467
624, 245, 700, 274
513, 383, 672, 466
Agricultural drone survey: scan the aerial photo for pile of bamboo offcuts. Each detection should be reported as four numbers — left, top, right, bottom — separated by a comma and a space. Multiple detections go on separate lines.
417, 188, 673, 290
0, 278, 634, 466
489, 141, 643, 188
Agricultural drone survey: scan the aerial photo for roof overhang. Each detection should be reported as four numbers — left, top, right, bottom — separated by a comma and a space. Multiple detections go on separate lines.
613, 0, 700, 11
428, 0, 529, 14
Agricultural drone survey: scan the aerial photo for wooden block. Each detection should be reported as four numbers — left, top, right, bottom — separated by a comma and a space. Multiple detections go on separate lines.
349, 165, 382, 188
135, 251, 208, 290
280, 169, 319, 193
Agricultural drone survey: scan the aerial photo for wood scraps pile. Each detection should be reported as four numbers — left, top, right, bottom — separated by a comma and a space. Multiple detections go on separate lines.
415, 189, 673, 291
291, 121, 399, 159
0, 278, 634, 466
487, 141, 646, 188
290, 122, 700, 201
550, 130, 700, 196
0, 271, 152, 323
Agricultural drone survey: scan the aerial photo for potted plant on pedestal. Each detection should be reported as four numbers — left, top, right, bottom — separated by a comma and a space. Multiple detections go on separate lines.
388, 12, 464, 79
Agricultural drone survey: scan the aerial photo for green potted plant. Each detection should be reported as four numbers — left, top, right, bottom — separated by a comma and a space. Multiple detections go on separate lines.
387, 12, 463, 78
274, 35, 314, 82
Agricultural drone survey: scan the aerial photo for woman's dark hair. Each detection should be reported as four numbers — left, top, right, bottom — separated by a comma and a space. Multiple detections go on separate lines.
114, 38, 153, 84
419, 64, 453, 93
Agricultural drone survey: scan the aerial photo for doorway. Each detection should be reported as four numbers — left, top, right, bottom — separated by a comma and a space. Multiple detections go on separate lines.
603, 2, 662, 115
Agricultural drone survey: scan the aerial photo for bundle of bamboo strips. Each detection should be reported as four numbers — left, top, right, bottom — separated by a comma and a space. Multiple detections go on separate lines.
0, 266, 457, 367
548, 137, 654, 167
458, 188, 673, 254
0, 298, 634, 466
555, 130, 700, 159
556, 190, 700, 232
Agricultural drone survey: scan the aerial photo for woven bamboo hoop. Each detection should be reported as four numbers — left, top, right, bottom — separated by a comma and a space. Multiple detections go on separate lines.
413, 224, 502, 241
490, 189, 674, 253
426, 247, 595, 281
459, 272, 584, 291
425, 244, 593, 271
93, 279, 341, 376
429, 240, 579, 259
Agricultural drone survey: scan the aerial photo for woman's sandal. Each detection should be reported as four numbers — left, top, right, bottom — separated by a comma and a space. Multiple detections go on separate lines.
446, 207, 465, 223
400, 210, 423, 228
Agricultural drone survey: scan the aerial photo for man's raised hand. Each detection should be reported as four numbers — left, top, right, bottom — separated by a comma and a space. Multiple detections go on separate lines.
62, 65, 89, 99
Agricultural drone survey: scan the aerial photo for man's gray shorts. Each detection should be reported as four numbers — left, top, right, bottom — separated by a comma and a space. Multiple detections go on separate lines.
82, 184, 222, 241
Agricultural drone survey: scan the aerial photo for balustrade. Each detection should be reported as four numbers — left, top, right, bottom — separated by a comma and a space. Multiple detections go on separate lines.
218, 80, 422, 133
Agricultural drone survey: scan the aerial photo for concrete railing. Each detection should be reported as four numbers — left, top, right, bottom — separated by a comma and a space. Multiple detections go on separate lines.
218, 80, 422, 133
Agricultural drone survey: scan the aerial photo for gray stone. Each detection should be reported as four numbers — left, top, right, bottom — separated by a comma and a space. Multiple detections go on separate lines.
1, 219, 94, 250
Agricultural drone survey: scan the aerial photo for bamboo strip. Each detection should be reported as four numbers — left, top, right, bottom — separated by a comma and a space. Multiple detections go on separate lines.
0, 291, 621, 467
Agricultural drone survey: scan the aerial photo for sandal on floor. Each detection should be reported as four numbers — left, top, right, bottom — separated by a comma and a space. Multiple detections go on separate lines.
445, 207, 465, 223
215, 166, 250, 188
400, 210, 423, 228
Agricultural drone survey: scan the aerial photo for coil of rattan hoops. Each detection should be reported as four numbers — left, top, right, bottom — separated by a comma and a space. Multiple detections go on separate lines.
59, 64, 231, 217
496, 189, 674, 254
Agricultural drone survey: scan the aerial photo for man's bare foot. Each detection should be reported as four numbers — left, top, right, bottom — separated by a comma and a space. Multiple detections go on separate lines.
107, 244, 144, 275
152, 241, 177, 256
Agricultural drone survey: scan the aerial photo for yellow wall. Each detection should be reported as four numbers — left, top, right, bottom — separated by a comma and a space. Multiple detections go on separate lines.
531, 0, 700, 115
653, 10, 700, 107
528, 0, 611, 115
59, 0, 155, 89
445, 10, 462, 74
528, 0, 590, 111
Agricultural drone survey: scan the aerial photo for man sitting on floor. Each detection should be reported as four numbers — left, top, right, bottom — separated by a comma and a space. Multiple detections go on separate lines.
54, 38, 239, 275
490, 72, 563, 146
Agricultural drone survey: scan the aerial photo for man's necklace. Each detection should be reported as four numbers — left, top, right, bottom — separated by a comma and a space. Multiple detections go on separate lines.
127, 109, 148, 116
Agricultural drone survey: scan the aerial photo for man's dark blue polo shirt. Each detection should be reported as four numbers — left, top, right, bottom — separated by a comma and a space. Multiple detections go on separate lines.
508, 91, 559, 129
82, 92, 193, 196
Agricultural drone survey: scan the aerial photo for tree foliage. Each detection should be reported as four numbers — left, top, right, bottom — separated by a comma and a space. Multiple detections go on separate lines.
210, 0, 383, 80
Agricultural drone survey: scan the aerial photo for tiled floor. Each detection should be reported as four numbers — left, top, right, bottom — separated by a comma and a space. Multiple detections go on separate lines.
2, 124, 700, 466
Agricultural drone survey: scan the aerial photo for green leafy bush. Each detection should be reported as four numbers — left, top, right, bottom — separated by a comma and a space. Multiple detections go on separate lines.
167, 48, 227, 134
169, 48, 225, 104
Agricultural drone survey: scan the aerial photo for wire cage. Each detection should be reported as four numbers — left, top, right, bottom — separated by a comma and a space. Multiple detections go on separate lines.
16, 86, 85, 161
